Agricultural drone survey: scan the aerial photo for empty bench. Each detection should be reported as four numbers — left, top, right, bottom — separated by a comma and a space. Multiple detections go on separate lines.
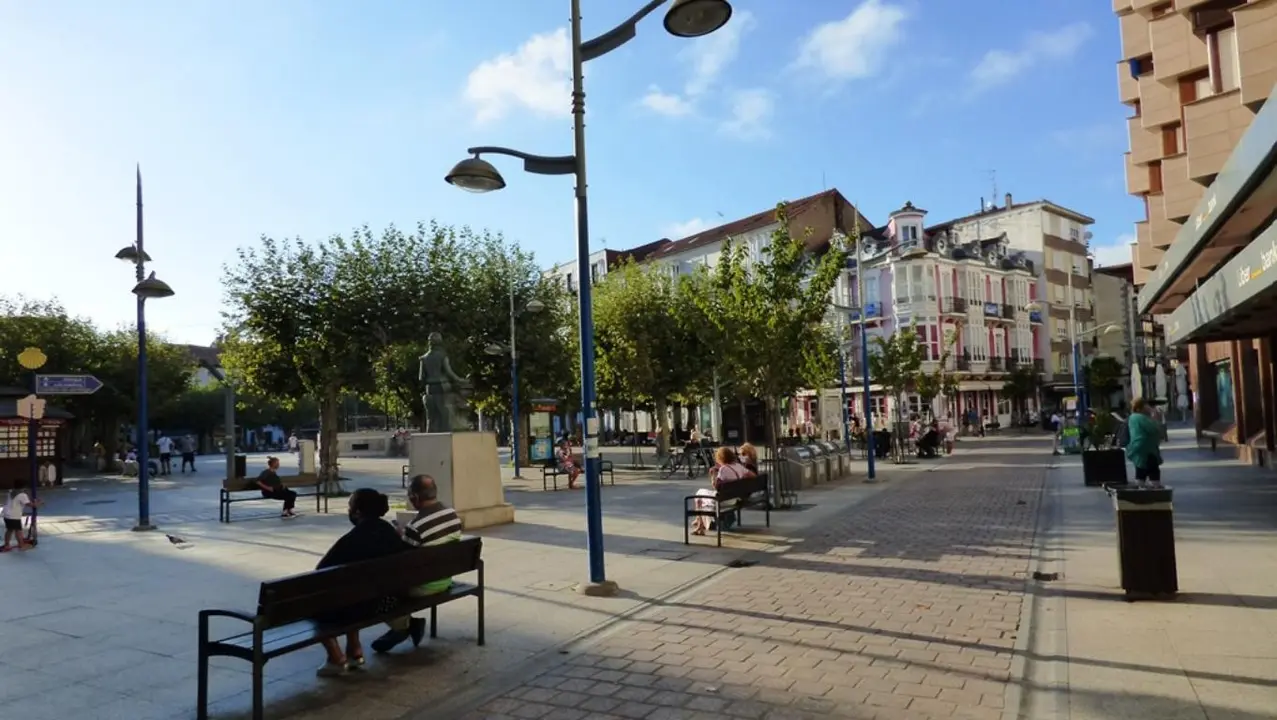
683, 472, 771, 547
197, 537, 484, 720
219, 474, 327, 523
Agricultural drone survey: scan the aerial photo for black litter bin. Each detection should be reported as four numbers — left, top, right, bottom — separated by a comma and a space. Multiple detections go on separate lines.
1111, 487, 1178, 599
1082, 448, 1127, 487
234, 454, 247, 480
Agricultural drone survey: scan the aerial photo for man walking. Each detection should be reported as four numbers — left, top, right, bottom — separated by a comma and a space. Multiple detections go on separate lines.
372, 474, 462, 653
180, 435, 197, 473
156, 433, 174, 476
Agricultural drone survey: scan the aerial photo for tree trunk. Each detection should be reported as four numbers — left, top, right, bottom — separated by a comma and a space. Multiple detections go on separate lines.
738, 397, 749, 444
319, 390, 345, 496
654, 398, 670, 458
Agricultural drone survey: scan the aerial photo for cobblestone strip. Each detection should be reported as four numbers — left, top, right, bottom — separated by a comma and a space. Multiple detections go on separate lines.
459, 455, 1047, 720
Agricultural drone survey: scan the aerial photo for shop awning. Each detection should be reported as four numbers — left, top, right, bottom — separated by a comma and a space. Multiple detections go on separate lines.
1138, 81, 1277, 316
1165, 215, 1277, 345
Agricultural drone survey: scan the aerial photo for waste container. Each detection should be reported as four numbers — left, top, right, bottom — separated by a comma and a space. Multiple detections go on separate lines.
777, 446, 814, 505
1110, 486, 1177, 599
806, 444, 829, 485
819, 441, 845, 479
234, 454, 247, 479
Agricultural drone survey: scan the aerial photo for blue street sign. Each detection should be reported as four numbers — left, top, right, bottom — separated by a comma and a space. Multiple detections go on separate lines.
36, 374, 103, 395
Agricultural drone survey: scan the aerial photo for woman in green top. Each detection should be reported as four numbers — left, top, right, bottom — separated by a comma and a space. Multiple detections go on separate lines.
1126, 398, 1163, 488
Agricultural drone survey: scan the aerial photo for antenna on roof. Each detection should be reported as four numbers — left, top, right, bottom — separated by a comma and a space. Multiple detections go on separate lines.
821, 170, 827, 190
989, 170, 997, 206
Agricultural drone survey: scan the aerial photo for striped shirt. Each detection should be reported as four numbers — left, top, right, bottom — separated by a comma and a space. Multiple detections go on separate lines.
403, 502, 463, 594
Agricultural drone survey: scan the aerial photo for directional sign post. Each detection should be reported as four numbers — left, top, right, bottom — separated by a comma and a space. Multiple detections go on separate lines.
35, 374, 103, 395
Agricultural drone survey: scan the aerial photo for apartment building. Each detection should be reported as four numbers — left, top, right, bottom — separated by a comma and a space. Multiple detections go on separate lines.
1120, 0, 1277, 464
1094, 263, 1176, 401
842, 201, 1044, 427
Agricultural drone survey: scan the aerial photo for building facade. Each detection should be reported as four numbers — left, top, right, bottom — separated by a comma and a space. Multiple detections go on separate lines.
1119, 0, 1277, 463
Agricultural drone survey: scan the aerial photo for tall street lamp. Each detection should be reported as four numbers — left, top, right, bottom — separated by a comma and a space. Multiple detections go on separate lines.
485, 291, 545, 481
115, 167, 175, 532
445, 0, 733, 596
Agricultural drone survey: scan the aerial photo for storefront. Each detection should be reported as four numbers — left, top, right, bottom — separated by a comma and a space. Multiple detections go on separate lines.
0, 388, 73, 490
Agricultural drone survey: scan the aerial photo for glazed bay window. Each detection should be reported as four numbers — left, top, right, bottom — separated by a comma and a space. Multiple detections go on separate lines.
966, 270, 982, 302
1207, 24, 1240, 95
916, 317, 940, 361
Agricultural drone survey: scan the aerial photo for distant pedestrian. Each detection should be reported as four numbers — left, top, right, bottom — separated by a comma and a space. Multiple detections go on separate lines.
288, 433, 299, 455
1050, 411, 1063, 455
1126, 398, 1164, 489
256, 457, 298, 519
180, 435, 197, 473
2, 487, 41, 551
156, 434, 174, 475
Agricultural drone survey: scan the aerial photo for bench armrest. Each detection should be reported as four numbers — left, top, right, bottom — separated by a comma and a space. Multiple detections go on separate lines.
199, 608, 256, 624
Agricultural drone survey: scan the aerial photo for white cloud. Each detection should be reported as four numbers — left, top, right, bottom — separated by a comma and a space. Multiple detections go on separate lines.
1092, 233, 1136, 267
665, 217, 712, 238
720, 88, 774, 140
638, 11, 755, 117
463, 28, 570, 124
794, 0, 909, 81
640, 86, 694, 117
969, 22, 1092, 94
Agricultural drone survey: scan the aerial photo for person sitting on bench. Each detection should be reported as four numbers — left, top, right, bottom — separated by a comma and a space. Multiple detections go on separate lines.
313, 488, 406, 677
255, 456, 297, 519
554, 439, 581, 490
371, 474, 463, 653
689, 447, 755, 536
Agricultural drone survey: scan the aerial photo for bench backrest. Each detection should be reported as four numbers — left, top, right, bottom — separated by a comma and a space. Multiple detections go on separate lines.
717, 472, 768, 502
256, 536, 482, 627
223, 473, 318, 491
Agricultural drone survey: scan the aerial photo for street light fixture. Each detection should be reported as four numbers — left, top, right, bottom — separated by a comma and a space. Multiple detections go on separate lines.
117, 167, 174, 532
445, 0, 733, 597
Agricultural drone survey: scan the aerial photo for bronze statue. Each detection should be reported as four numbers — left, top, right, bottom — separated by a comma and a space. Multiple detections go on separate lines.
419, 332, 470, 432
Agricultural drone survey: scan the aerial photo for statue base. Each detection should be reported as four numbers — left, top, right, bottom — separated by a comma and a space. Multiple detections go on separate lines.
407, 431, 514, 530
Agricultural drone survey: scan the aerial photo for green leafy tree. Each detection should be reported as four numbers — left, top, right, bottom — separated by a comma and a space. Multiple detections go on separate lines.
913, 324, 960, 419
689, 202, 848, 450
869, 324, 924, 461
593, 260, 709, 455
1088, 356, 1124, 410
1001, 365, 1042, 422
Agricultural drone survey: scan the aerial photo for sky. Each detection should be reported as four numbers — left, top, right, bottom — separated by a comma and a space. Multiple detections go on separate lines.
0, 0, 1142, 345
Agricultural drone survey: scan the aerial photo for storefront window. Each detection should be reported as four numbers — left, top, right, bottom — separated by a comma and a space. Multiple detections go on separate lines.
1215, 360, 1235, 424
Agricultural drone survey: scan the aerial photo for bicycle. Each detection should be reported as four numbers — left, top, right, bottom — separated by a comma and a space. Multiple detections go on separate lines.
658, 450, 686, 479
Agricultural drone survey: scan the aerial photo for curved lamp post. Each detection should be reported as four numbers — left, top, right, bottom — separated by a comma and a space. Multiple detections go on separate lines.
484, 294, 545, 480
116, 167, 175, 532
446, 0, 733, 596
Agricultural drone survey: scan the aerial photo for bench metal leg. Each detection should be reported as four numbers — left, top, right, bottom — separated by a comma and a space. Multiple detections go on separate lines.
430, 605, 438, 639
477, 561, 486, 646
251, 655, 265, 720
197, 620, 210, 719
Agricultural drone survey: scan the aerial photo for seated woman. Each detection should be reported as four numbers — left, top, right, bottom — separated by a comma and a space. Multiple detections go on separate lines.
738, 442, 760, 475
313, 488, 406, 677
690, 447, 756, 536
555, 439, 582, 489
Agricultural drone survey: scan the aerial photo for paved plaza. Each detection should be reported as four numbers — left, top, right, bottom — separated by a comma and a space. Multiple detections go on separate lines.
3, 431, 1276, 719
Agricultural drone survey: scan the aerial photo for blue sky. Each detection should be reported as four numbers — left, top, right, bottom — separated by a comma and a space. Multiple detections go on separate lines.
1, 0, 1139, 345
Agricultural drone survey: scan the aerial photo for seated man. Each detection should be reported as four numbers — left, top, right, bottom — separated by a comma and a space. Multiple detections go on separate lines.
372, 474, 463, 653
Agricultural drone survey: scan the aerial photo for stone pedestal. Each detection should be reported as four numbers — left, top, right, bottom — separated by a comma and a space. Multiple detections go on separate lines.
407, 432, 514, 529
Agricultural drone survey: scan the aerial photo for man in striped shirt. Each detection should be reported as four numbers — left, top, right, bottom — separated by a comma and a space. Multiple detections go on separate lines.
371, 474, 463, 654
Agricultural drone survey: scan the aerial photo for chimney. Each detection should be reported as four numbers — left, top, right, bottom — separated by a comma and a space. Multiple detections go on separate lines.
1004, 192, 1012, 208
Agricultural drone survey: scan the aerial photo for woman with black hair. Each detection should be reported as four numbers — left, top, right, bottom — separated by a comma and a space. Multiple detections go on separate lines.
314, 487, 406, 677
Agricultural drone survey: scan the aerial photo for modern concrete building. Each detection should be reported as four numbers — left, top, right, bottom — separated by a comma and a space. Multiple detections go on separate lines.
1094, 263, 1173, 401
1119, 0, 1277, 464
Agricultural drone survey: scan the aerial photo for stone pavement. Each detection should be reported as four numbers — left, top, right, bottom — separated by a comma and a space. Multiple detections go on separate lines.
1, 443, 913, 720
1020, 427, 1277, 720
441, 438, 1048, 720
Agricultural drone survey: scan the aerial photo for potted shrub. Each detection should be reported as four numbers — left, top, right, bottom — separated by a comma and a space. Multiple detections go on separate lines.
1082, 412, 1127, 487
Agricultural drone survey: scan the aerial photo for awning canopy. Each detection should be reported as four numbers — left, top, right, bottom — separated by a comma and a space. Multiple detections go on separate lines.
1165, 215, 1277, 345
1138, 81, 1277, 317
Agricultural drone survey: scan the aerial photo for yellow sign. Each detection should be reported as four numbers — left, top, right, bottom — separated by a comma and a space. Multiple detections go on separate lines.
17, 347, 47, 370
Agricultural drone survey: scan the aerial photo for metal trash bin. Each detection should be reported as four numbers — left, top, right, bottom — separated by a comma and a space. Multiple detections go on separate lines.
234, 454, 247, 479
778, 446, 814, 500
819, 441, 845, 479
806, 444, 829, 485
1110, 486, 1178, 599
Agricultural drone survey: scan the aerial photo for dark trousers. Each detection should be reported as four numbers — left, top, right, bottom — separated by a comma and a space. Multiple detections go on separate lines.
181, 452, 196, 472
159, 453, 172, 474
263, 488, 297, 511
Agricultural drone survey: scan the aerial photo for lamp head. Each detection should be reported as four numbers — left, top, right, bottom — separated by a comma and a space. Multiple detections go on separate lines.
115, 244, 152, 264
664, 0, 732, 38
483, 343, 506, 357
525, 298, 546, 313
132, 271, 175, 300
445, 156, 506, 193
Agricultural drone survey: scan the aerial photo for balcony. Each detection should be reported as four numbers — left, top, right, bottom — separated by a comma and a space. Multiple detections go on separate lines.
1184, 90, 1254, 183
1149, 11, 1208, 85
1119, 10, 1150, 60
1160, 153, 1203, 222
1001, 304, 1016, 320
988, 357, 1006, 372
957, 354, 972, 372
1117, 61, 1139, 104
1237, 1, 1277, 109
940, 297, 968, 315
1125, 152, 1151, 195
1139, 73, 1181, 129
1129, 117, 1162, 165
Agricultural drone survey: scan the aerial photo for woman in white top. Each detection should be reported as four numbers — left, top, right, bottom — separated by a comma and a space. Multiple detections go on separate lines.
690, 446, 756, 536
2, 488, 41, 551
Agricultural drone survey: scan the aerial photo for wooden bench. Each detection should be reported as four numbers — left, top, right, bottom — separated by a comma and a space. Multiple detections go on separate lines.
683, 472, 771, 547
541, 458, 614, 491
196, 537, 484, 720
219, 474, 328, 523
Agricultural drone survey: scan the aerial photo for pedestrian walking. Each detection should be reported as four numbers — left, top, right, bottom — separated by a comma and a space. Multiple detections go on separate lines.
2, 487, 41, 551
180, 435, 197, 473
1126, 398, 1164, 489
156, 434, 174, 475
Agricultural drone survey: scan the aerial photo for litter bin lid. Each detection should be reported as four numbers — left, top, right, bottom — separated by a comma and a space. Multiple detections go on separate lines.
792, 447, 812, 459
806, 444, 826, 456
1111, 487, 1172, 503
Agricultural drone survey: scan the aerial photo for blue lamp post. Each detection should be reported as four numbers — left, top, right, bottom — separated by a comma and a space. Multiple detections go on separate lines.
833, 301, 876, 481
486, 291, 545, 480
115, 166, 175, 532
446, 0, 734, 596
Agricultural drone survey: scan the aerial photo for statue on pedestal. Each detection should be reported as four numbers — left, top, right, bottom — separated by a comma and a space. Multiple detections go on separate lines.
419, 332, 471, 433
